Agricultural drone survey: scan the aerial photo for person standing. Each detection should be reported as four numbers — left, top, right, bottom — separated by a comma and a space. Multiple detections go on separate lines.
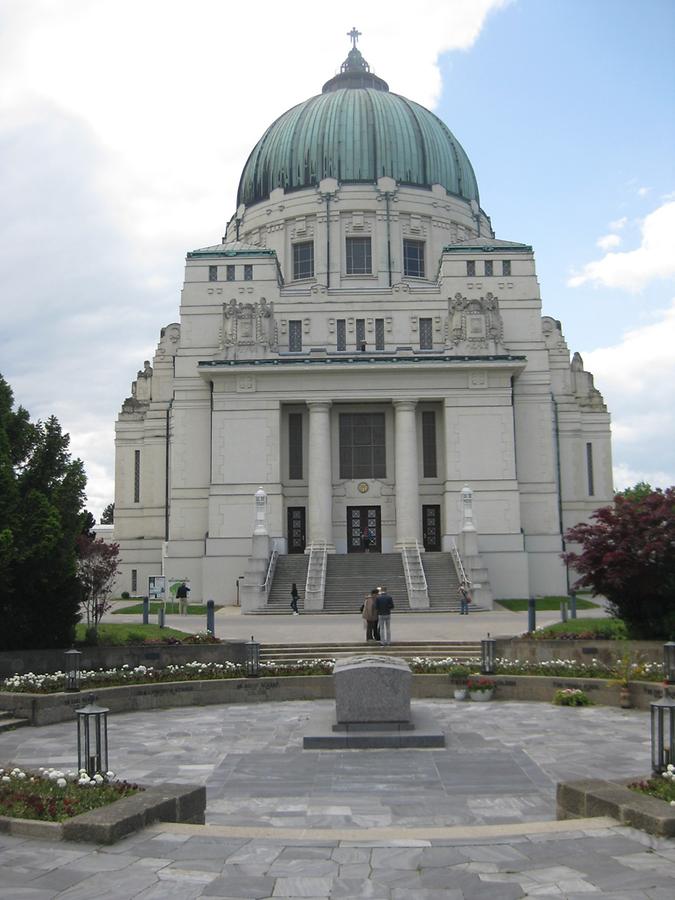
362, 588, 379, 641
458, 582, 472, 615
176, 581, 190, 615
290, 582, 299, 615
375, 585, 394, 645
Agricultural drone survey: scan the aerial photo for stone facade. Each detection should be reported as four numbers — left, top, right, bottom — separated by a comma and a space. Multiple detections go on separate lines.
112, 48, 612, 604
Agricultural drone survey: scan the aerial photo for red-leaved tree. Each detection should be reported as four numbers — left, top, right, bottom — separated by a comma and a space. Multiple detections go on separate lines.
563, 487, 675, 639
76, 535, 120, 633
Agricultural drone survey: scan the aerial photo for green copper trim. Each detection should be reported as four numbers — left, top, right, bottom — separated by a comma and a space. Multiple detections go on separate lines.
187, 246, 277, 259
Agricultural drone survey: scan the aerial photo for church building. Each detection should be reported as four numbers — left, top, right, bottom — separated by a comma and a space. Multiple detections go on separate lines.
113, 35, 612, 608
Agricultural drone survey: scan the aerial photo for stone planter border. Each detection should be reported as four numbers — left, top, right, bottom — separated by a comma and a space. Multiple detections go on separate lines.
1, 674, 671, 727
557, 779, 675, 837
0, 782, 205, 845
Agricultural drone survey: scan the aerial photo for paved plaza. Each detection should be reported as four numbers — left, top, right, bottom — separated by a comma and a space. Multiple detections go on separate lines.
1, 697, 674, 898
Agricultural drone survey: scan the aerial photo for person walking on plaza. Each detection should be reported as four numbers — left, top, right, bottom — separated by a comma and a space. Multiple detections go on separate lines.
362, 588, 379, 641
176, 580, 190, 615
290, 582, 299, 615
376, 585, 394, 645
459, 581, 472, 615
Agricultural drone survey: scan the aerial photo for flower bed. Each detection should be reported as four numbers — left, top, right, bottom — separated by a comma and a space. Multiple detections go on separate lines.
0, 766, 141, 822
553, 688, 591, 706
630, 765, 675, 806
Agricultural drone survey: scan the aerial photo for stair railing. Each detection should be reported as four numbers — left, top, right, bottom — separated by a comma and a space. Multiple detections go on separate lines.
450, 539, 469, 586
304, 541, 328, 610
262, 549, 279, 600
400, 542, 430, 609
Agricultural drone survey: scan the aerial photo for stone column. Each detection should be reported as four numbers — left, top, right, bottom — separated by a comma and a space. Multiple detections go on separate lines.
394, 400, 420, 546
307, 401, 334, 548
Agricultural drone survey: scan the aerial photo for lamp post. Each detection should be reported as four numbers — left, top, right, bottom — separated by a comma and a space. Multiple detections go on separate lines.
246, 635, 260, 678
664, 642, 675, 685
64, 648, 82, 693
481, 633, 496, 675
650, 696, 675, 773
76, 698, 109, 777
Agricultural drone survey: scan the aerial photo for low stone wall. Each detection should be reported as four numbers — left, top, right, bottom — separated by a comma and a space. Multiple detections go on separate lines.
1, 674, 670, 727
557, 779, 675, 837
0, 783, 205, 845
0, 641, 249, 677
495, 638, 662, 666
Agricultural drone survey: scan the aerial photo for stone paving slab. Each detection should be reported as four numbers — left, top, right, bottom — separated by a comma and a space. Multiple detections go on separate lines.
0, 698, 672, 896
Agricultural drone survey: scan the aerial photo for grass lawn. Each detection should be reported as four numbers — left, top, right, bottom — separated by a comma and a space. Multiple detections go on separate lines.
75, 623, 194, 645
528, 617, 628, 640
496, 596, 599, 612
113, 602, 223, 616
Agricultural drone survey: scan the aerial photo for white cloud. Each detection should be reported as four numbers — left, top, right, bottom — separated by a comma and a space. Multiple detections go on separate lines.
568, 200, 675, 291
637, 186, 652, 197
0, 0, 509, 518
583, 300, 675, 490
596, 233, 622, 250
609, 216, 628, 231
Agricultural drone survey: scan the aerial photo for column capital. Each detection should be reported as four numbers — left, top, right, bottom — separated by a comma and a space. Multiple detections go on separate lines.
306, 400, 333, 412
393, 399, 418, 412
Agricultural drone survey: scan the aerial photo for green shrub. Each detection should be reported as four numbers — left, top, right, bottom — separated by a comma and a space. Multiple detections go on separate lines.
553, 688, 591, 706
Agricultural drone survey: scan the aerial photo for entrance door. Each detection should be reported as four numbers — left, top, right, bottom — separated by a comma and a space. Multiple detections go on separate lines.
422, 504, 441, 552
347, 506, 382, 553
287, 507, 306, 553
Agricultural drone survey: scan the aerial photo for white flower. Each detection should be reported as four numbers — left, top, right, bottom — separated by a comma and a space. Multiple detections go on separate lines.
105, 771, 115, 779
93, 774, 103, 784
57, 778, 67, 788
1, 776, 9, 783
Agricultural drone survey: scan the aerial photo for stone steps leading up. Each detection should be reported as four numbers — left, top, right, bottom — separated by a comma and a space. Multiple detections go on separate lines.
259, 640, 481, 663
255, 552, 485, 615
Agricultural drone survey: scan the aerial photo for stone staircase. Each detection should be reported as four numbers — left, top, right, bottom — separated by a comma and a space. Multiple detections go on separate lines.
422, 552, 463, 611
323, 553, 408, 613
254, 551, 484, 614
259, 640, 481, 664
0, 709, 29, 733
262, 554, 310, 613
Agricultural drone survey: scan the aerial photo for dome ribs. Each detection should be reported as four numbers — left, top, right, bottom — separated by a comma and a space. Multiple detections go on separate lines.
236, 82, 480, 206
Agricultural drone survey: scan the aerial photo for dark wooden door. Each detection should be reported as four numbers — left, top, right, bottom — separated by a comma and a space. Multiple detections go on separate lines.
422, 504, 441, 551
287, 507, 306, 553
347, 505, 382, 553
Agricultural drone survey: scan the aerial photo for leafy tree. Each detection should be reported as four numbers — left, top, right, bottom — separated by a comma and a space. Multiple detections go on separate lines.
0, 374, 87, 650
563, 487, 675, 639
100, 502, 115, 525
76, 535, 120, 633
616, 481, 653, 501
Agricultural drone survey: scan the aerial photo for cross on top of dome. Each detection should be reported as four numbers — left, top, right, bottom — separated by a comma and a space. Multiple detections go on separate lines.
322, 29, 388, 93
347, 27, 361, 49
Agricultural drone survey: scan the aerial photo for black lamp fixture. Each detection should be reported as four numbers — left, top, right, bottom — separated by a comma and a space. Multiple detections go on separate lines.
246, 635, 261, 678
64, 648, 82, 693
650, 696, 675, 774
481, 633, 496, 675
663, 642, 675, 685
76, 697, 109, 777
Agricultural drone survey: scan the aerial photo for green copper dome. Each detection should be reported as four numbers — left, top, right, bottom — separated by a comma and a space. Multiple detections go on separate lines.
237, 45, 479, 208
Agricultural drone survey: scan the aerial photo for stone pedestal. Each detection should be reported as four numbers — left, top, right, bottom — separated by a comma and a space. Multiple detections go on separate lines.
335, 655, 411, 726
240, 533, 270, 613
302, 655, 445, 749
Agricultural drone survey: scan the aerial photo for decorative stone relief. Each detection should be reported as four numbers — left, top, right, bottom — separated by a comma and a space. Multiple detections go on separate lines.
447, 292, 505, 353
571, 352, 607, 410
219, 298, 277, 358
392, 282, 411, 293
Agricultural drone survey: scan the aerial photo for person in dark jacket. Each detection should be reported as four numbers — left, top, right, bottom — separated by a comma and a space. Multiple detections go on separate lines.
375, 585, 394, 645
290, 582, 299, 615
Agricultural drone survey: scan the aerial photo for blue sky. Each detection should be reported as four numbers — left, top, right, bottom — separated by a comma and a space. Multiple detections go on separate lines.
0, 0, 673, 517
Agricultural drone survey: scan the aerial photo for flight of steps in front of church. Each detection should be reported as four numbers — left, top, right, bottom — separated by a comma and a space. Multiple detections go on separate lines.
257, 552, 478, 614
259, 641, 482, 664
